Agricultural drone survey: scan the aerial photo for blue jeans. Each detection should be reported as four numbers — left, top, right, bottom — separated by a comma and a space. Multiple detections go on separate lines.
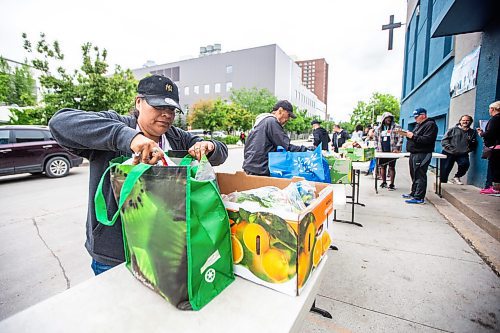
91, 259, 114, 276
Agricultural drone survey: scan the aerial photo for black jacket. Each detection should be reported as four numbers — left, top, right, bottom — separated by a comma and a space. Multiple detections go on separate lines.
49, 108, 228, 266
406, 118, 438, 154
313, 127, 331, 150
332, 129, 348, 151
483, 113, 500, 147
243, 114, 308, 176
441, 125, 477, 154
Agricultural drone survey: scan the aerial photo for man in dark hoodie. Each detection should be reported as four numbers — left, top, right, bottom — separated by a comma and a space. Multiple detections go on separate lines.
49, 75, 228, 275
243, 100, 309, 176
311, 119, 331, 151
440, 115, 477, 185
399, 108, 438, 204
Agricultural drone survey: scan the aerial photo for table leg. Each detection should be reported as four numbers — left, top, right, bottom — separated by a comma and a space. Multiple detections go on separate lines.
310, 299, 332, 319
355, 170, 366, 207
375, 158, 379, 194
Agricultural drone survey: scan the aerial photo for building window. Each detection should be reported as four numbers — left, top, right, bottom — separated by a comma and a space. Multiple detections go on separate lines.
215, 83, 221, 93
226, 65, 233, 74
194, 85, 199, 94
226, 81, 232, 92
184, 87, 189, 96
204, 84, 210, 94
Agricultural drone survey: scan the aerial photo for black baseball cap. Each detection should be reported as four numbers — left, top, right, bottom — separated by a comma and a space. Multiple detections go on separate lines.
272, 100, 296, 118
311, 119, 321, 125
137, 75, 182, 112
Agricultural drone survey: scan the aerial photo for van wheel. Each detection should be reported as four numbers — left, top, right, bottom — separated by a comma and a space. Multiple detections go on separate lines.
45, 157, 70, 178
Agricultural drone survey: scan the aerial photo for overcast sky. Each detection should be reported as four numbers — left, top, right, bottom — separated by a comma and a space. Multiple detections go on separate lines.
0, 0, 406, 121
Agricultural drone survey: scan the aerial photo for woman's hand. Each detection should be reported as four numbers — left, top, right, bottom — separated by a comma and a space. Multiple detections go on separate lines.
130, 134, 164, 165
188, 141, 215, 160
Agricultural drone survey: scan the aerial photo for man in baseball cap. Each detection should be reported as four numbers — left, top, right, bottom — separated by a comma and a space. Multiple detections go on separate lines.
272, 100, 296, 119
243, 99, 309, 176
137, 74, 183, 112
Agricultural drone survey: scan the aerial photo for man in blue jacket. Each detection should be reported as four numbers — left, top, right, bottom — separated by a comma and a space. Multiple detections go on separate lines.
399, 108, 438, 204
49, 75, 228, 275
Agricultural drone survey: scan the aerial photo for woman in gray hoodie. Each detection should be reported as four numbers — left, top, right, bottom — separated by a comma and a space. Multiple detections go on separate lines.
440, 115, 477, 185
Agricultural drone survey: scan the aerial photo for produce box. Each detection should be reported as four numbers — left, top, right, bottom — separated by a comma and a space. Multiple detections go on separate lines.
339, 147, 375, 161
216, 171, 334, 296
324, 157, 352, 184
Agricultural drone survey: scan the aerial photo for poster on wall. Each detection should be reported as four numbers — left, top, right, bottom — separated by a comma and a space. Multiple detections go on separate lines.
449, 46, 481, 98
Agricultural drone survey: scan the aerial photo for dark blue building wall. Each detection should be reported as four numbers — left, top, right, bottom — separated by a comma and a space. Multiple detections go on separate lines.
400, 0, 454, 158
468, 17, 500, 186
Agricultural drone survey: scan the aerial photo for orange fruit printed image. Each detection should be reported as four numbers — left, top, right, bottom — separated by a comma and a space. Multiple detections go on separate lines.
262, 248, 290, 283
297, 251, 312, 288
321, 232, 331, 255
231, 235, 244, 264
243, 223, 270, 255
312, 236, 323, 268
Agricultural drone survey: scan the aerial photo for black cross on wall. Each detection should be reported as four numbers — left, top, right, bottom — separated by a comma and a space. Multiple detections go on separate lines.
382, 15, 402, 50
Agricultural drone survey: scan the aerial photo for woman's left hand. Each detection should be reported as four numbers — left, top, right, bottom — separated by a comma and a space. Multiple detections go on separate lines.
188, 141, 215, 160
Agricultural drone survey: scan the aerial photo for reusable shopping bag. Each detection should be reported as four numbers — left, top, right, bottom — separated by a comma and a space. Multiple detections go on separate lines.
94, 155, 234, 310
268, 144, 332, 183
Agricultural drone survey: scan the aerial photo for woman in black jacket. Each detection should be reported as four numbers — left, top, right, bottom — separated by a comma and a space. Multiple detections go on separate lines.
477, 101, 500, 194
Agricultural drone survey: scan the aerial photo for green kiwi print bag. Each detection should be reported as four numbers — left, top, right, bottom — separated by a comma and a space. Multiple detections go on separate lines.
94, 155, 234, 310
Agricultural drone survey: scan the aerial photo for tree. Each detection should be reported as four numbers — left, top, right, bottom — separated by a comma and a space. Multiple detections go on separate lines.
284, 108, 312, 135
0, 57, 37, 106
188, 99, 227, 133
349, 92, 400, 128
224, 103, 253, 133
230, 87, 277, 115
20, 32, 137, 124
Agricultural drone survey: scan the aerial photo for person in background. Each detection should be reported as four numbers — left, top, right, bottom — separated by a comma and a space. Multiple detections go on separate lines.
477, 101, 500, 194
364, 128, 376, 148
362, 126, 372, 141
239, 131, 246, 145
49, 75, 228, 275
374, 112, 403, 190
440, 115, 477, 185
311, 119, 330, 151
399, 108, 438, 204
351, 124, 364, 140
243, 100, 309, 176
331, 124, 349, 152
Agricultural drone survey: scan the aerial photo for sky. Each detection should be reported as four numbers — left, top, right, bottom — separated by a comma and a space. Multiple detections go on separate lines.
0, 0, 407, 122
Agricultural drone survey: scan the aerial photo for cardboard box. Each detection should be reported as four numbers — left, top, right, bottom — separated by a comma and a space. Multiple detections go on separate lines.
325, 157, 352, 184
217, 171, 334, 296
339, 147, 375, 161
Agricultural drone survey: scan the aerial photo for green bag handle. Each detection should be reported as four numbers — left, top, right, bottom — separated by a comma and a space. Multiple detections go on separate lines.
95, 163, 152, 226
95, 154, 202, 226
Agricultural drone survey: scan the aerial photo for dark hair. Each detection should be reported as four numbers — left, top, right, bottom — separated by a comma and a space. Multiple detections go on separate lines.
459, 114, 473, 124
355, 124, 363, 131
334, 124, 341, 129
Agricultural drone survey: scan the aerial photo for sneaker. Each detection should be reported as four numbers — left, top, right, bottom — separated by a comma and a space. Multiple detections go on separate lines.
401, 193, 413, 199
405, 198, 425, 204
380, 182, 387, 188
480, 187, 500, 195
452, 177, 463, 185
388, 184, 396, 191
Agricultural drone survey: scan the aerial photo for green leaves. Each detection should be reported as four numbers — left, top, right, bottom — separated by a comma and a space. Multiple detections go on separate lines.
349, 92, 400, 127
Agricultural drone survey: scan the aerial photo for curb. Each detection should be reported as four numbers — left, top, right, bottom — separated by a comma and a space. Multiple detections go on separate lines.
427, 190, 500, 276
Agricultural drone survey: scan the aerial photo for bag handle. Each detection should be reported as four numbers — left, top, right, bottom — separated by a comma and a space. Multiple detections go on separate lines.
94, 163, 152, 226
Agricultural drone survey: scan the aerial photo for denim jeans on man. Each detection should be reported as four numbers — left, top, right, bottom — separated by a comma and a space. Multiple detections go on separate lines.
409, 152, 432, 200
91, 259, 114, 276
440, 151, 470, 183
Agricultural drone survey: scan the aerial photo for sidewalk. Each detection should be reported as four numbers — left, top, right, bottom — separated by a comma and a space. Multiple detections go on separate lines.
303, 162, 500, 332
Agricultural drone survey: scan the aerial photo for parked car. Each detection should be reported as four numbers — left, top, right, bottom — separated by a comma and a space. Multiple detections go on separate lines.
187, 129, 206, 138
0, 125, 83, 178
211, 131, 227, 139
